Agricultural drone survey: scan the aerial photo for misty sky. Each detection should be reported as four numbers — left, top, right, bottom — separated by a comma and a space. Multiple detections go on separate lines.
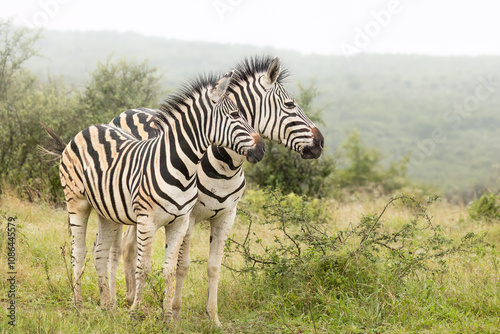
2, 0, 499, 56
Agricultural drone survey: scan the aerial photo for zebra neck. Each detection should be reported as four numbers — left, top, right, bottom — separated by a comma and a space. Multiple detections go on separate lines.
209, 145, 246, 168
156, 111, 210, 172
229, 79, 263, 132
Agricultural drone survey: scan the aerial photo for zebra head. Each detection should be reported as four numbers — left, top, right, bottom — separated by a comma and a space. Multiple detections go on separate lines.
207, 72, 265, 164
230, 56, 324, 159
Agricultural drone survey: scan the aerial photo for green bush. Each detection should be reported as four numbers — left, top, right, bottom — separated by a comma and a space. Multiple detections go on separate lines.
227, 191, 493, 329
0, 20, 164, 203
241, 188, 329, 225
336, 129, 409, 195
80, 56, 164, 125
468, 192, 500, 221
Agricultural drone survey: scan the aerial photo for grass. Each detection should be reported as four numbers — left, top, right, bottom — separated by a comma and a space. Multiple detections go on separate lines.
0, 191, 499, 333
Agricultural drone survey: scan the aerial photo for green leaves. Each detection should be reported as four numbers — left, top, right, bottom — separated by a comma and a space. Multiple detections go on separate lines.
468, 192, 500, 221
80, 56, 164, 125
0, 20, 164, 202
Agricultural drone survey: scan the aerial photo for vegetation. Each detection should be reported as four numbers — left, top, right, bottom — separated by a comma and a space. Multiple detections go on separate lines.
468, 192, 500, 221
25, 29, 500, 196
1, 22, 500, 333
80, 56, 164, 125
0, 21, 164, 202
1, 189, 499, 333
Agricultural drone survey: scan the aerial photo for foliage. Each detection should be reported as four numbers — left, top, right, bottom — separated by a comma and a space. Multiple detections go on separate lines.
80, 56, 164, 125
0, 21, 74, 201
0, 19, 41, 100
468, 192, 500, 221
0, 21, 164, 202
0, 20, 40, 177
1, 189, 499, 333
245, 83, 336, 197
241, 188, 329, 226
230, 191, 490, 277
24, 29, 500, 195
335, 129, 410, 196
1, 76, 82, 202
225, 190, 494, 330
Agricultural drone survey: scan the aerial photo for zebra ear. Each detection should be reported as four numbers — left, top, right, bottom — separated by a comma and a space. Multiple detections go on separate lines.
209, 71, 233, 102
265, 57, 281, 86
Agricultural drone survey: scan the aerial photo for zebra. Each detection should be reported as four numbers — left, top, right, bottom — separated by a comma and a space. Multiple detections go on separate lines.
111, 56, 324, 326
42, 72, 265, 322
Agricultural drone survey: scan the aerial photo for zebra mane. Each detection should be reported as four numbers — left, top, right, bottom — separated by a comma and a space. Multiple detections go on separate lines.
153, 55, 290, 128
155, 72, 221, 127
231, 55, 290, 85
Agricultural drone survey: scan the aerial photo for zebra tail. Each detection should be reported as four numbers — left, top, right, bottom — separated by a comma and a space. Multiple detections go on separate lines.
39, 122, 67, 160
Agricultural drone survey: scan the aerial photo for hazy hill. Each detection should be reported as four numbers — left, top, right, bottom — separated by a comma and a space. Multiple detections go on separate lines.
25, 30, 500, 195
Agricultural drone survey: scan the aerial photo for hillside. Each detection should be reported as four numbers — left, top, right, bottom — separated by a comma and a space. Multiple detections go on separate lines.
25, 30, 500, 194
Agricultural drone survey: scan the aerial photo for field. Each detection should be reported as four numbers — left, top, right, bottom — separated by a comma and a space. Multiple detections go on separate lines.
1, 189, 499, 333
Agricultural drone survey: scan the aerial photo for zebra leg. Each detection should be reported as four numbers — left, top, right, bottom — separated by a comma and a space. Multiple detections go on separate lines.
122, 225, 138, 306
67, 199, 92, 308
206, 207, 237, 327
162, 215, 190, 323
108, 222, 123, 307
130, 217, 158, 316
172, 213, 196, 321
93, 215, 121, 309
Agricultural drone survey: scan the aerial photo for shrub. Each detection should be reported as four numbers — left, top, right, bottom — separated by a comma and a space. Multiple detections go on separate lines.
335, 129, 410, 196
468, 192, 500, 221
226, 191, 492, 326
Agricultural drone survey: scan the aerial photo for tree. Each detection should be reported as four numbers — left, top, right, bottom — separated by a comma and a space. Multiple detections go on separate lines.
0, 20, 42, 181
245, 82, 336, 197
336, 129, 409, 194
337, 129, 381, 187
80, 56, 164, 125
0, 23, 165, 202
0, 19, 40, 102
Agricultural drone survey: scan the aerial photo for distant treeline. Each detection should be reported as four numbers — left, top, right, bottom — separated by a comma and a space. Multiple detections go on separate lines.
7, 26, 500, 197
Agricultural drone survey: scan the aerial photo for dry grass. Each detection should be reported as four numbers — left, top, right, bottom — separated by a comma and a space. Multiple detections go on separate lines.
1, 191, 499, 333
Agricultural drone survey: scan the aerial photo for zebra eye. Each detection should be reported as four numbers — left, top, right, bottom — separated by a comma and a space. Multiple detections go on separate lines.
230, 111, 240, 119
284, 101, 296, 109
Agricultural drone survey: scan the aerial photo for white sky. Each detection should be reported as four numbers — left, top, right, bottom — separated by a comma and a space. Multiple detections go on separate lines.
2, 0, 499, 56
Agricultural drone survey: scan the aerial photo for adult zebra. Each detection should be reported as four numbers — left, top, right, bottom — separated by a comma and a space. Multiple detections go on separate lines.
111, 56, 324, 326
42, 72, 265, 322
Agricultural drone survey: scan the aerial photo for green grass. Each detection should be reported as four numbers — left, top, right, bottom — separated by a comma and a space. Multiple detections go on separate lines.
1, 192, 499, 333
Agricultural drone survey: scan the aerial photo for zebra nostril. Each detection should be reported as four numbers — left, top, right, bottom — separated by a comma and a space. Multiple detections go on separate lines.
312, 127, 324, 150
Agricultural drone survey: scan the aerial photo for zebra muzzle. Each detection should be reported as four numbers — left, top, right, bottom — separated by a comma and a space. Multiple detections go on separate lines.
245, 136, 265, 163
300, 127, 324, 159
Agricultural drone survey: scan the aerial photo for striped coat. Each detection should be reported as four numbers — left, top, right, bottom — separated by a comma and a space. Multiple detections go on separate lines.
113, 56, 324, 325
44, 73, 264, 322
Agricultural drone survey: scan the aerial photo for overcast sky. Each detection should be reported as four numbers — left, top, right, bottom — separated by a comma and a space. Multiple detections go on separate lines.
2, 0, 499, 56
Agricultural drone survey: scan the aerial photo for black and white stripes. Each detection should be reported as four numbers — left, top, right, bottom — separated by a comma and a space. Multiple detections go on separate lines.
114, 56, 324, 325
45, 72, 264, 321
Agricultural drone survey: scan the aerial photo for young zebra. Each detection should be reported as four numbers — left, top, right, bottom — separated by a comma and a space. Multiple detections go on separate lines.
111, 56, 324, 326
43, 72, 265, 321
